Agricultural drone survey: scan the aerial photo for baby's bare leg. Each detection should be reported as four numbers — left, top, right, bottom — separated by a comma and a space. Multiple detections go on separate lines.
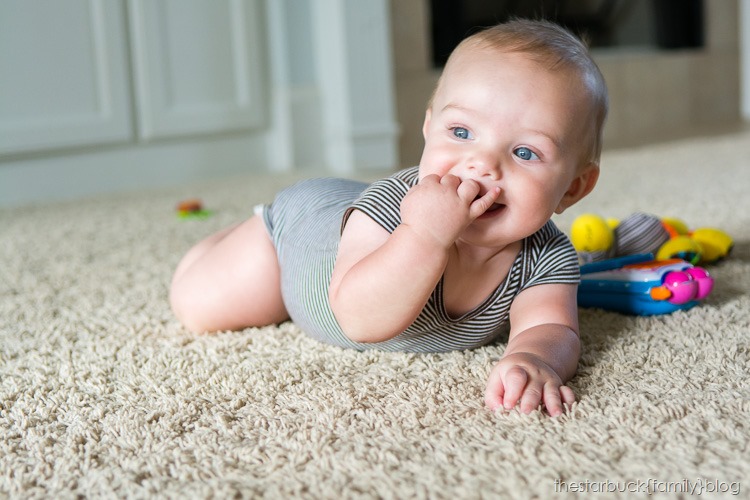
169, 215, 289, 332
171, 222, 241, 285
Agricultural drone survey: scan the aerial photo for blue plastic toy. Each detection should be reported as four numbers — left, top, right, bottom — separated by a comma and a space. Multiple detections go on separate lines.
578, 254, 714, 315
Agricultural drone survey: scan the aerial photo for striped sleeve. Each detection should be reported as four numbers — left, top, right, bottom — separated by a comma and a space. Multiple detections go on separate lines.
519, 221, 581, 290
340, 167, 420, 233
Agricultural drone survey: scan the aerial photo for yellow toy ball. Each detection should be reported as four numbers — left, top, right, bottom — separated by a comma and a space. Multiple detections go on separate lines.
656, 236, 702, 264
570, 214, 615, 253
691, 228, 734, 263
661, 217, 690, 236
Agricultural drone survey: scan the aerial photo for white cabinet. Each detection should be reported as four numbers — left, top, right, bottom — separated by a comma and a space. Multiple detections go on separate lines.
0, 0, 133, 155
128, 0, 266, 140
0, 0, 266, 156
0, 0, 400, 207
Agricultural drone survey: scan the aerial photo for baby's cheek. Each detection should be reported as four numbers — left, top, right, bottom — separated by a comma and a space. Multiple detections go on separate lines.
419, 147, 457, 177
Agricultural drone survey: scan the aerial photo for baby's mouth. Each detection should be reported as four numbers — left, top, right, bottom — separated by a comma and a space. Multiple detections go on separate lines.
473, 193, 504, 211
472, 188, 504, 216
478, 202, 505, 218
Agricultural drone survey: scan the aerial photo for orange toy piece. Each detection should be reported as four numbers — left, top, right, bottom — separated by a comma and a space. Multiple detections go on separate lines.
176, 198, 212, 219
177, 199, 203, 213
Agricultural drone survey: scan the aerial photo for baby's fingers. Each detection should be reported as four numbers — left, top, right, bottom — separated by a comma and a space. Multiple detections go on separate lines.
543, 385, 576, 417
542, 384, 564, 417
484, 379, 505, 411
519, 385, 544, 414
560, 385, 576, 408
455, 177, 480, 203
469, 187, 501, 219
501, 366, 528, 410
439, 173, 462, 189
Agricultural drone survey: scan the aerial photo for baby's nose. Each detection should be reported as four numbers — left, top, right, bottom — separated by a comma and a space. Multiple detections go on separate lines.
466, 155, 500, 180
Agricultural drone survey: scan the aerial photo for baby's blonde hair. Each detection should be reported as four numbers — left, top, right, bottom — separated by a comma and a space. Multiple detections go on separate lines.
430, 19, 609, 165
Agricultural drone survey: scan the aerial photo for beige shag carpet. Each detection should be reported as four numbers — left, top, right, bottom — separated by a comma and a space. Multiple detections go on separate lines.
2, 130, 749, 499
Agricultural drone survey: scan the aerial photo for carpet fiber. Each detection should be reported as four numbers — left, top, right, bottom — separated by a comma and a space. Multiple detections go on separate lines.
1, 131, 749, 498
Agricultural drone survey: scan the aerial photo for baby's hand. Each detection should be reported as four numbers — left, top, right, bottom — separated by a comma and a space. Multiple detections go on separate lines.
484, 353, 576, 417
400, 174, 500, 247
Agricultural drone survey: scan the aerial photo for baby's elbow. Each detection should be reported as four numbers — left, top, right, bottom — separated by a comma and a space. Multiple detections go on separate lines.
342, 325, 393, 344
329, 288, 405, 343
335, 315, 401, 344
330, 306, 374, 343
342, 327, 376, 344
327, 293, 350, 339
329, 297, 381, 343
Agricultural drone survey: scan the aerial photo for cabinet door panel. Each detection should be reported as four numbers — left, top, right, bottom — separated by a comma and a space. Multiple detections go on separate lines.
129, 0, 266, 140
0, 0, 132, 156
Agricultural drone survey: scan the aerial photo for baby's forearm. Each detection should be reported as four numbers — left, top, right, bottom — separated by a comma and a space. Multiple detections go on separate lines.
329, 224, 449, 343
502, 324, 581, 382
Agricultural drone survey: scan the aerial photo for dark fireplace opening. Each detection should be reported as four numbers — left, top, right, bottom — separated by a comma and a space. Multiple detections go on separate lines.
430, 0, 704, 67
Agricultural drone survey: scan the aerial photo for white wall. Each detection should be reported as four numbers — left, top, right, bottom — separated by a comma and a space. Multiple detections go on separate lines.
742, 0, 750, 120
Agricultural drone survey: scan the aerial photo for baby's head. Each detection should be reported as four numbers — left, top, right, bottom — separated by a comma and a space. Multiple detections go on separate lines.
419, 19, 609, 242
428, 19, 608, 168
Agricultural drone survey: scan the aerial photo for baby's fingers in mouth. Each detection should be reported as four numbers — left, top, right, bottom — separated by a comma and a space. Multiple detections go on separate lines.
477, 186, 502, 203
471, 187, 503, 217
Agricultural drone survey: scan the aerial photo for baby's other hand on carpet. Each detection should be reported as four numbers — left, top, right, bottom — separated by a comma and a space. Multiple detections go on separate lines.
484, 353, 576, 417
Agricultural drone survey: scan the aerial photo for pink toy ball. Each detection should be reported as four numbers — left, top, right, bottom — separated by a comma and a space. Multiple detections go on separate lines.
662, 271, 698, 305
686, 267, 714, 300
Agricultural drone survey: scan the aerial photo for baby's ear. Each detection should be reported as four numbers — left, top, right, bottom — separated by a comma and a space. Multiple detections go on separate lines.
422, 108, 432, 140
555, 163, 600, 214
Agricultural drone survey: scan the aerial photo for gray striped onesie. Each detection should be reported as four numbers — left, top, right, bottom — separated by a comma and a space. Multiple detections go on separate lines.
260, 167, 580, 353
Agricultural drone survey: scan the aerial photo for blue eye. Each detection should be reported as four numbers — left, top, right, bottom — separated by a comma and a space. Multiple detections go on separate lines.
513, 147, 539, 161
452, 127, 473, 140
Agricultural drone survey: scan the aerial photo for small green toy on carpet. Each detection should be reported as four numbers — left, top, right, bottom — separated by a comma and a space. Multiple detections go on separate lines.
570, 213, 733, 316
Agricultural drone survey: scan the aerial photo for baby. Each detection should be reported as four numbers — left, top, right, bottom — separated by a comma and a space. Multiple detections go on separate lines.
170, 19, 608, 417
